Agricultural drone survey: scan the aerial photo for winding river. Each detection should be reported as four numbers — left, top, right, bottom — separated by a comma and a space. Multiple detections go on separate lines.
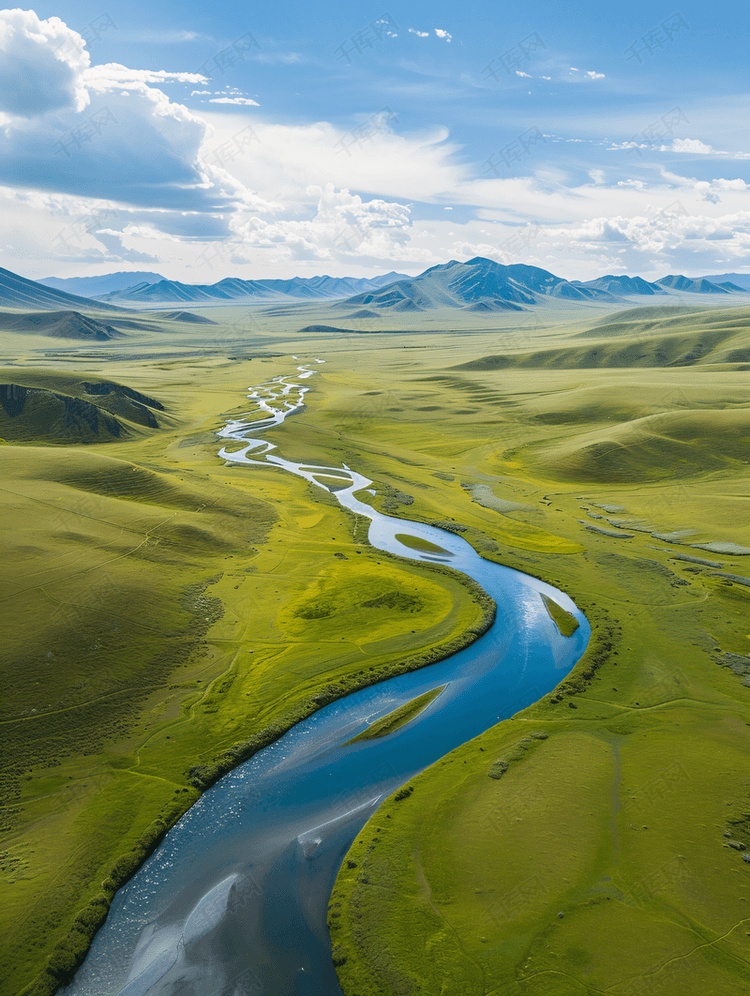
62, 362, 590, 996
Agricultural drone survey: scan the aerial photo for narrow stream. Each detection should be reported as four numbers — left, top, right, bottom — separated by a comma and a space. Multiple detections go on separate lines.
62, 362, 590, 996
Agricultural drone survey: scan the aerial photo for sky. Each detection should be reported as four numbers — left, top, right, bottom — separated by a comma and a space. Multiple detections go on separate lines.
1, 0, 749, 283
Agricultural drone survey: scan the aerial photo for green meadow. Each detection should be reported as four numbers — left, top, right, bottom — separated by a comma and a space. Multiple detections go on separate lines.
0, 320, 491, 996
0, 297, 749, 994
316, 304, 750, 996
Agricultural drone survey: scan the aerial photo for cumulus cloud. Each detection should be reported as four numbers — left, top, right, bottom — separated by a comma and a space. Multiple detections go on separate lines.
408, 28, 429, 37
226, 183, 433, 265
435, 29, 452, 41
0, 8, 89, 116
672, 138, 713, 154
0, 10, 268, 220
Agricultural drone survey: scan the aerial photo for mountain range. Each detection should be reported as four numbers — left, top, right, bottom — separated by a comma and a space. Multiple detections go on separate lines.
334, 259, 747, 313
4, 260, 749, 316
91, 272, 410, 305
699, 272, 750, 291
38, 271, 166, 297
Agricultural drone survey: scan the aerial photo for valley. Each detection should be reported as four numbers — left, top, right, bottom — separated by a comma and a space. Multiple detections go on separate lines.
0, 260, 748, 996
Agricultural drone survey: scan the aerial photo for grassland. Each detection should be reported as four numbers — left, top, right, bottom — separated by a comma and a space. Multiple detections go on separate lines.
0, 330, 492, 996
2, 296, 750, 995
295, 303, 750, 996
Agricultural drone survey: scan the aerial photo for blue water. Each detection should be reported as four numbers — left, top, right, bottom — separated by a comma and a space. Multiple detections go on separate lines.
62, 364, 589, 996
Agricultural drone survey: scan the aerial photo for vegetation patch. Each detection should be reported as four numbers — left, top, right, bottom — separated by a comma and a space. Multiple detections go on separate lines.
394, 532, 450, 554
345, 685, 446, 744
488, 731, 549, 778
541, 593, 580, 637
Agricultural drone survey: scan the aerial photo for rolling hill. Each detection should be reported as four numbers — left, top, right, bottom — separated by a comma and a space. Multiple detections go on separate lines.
156, 311, 219, 324
0, 310, 125, 340
0, 372, 167, 443
451, 304, 750, 370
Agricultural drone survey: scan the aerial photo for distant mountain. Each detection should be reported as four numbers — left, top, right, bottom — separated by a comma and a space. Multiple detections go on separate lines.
38, 271, 166, 297
0, 266, 126, 312
575, 274, 666, 296
656, 275, 732, 294
336, 258, 748, 313
337, 258, 621, 313
96, 271, 410, 304
699, 273, 750, 291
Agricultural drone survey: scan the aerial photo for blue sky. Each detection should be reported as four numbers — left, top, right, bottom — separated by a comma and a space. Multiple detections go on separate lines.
1, 0, 749, 281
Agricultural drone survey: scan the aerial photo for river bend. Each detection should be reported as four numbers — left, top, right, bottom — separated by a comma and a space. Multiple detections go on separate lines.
62, 362, 589, 996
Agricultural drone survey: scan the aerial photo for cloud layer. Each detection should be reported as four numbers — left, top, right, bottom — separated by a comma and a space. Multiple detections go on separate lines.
2, 6, 750, 281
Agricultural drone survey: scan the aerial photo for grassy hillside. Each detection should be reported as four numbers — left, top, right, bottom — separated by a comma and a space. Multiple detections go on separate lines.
0, 369, 169, 443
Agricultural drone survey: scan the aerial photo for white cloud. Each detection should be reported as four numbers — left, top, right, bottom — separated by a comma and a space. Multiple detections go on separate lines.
672, 138, 713, 154
568, 67, 604, 80
714, 178, 750, 191
0, 8, 90, 117
435, 29, 452, 41
85, 65, 206, 85
0, 23, 250, 215
191, 90, 211, 95
209, 97, 260, 106
516, 71, 531, 78
226, 183, 434, 265
408, 28, 429, 37
201, 113, 465, 206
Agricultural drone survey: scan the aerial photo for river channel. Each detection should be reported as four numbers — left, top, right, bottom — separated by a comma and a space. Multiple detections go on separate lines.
62, 362, 590, 996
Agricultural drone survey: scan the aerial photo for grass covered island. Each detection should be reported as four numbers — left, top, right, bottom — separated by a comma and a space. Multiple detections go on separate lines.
345, 685, 447, 745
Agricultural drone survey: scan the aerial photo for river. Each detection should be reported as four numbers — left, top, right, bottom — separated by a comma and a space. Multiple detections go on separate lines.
62, 362, 589, 996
